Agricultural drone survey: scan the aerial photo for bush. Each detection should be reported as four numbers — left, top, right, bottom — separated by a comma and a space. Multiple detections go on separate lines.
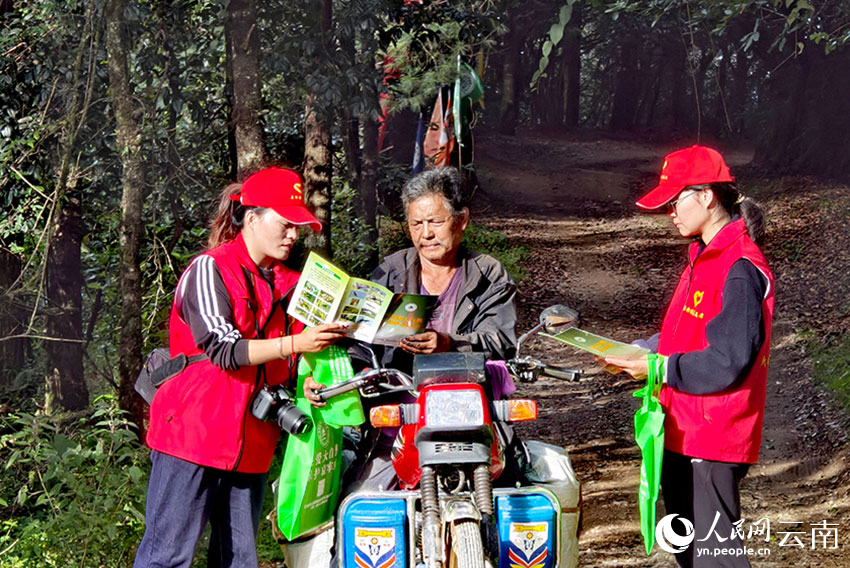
463, 223, 528, 283
811, 333, 850, 415
0, 397, 147, 567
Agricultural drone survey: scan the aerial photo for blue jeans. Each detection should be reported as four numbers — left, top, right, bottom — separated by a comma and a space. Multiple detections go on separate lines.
133, 451, 267, 568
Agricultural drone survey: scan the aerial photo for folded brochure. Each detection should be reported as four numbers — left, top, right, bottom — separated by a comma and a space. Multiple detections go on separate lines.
542, 327, 648, 360
288, 252, 437, 346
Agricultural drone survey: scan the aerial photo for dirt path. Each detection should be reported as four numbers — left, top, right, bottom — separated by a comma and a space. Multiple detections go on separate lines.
473, 129, 850, 566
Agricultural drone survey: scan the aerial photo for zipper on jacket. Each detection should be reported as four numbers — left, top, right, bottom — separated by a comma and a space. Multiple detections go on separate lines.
670, 258, 696, 338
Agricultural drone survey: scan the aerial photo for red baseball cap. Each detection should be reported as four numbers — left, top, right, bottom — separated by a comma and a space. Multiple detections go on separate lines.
636, 145, 735, 210
230, 167, 322, 232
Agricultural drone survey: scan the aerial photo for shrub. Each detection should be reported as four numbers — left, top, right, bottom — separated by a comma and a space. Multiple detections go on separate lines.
463, 223, 528, 283
0, 397, 147, 567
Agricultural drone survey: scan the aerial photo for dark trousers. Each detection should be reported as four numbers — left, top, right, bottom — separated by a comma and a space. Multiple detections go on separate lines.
133, 450, 267, 568
661, 450, 750, 568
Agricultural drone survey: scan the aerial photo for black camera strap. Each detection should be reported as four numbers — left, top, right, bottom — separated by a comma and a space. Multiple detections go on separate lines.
242, 266, 297, 391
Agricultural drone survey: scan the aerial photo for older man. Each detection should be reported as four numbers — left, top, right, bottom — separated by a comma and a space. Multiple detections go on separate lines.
306, 166, 518, 492
373, 166, 517, 367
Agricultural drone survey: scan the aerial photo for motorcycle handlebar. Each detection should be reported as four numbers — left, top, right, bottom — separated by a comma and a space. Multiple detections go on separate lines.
314, 368, 415, 402
507, 357, 582, 383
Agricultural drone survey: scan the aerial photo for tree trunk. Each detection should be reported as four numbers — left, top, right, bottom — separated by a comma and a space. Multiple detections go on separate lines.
669, 41, 686, 129
156, 1, 185, 251
45, 188, 86, 411
562, 8, 581, 127
498, 21, 520, 135
302, 0, 333, 256
360, 112, 379, 268
345, 114, 362, 188
302, 98, 332, 256
226, 0, 267, 176
609, 34, 640, 130
43, 1, 98, 412
106, 0, 146, 426
0, 250, 28, 387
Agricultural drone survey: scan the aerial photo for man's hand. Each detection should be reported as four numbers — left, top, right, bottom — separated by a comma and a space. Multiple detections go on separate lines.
302, 375, 327, 408
294, 322, 349, 354
399, 331, 452, 355
603, 355, 649, 380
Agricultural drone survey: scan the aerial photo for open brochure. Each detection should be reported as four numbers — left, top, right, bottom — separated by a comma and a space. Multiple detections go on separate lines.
542, 327, 649, 360
288, 252, 437, 346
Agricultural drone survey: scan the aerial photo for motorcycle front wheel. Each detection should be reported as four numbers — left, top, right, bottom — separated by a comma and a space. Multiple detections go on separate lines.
449, 520, 485, 568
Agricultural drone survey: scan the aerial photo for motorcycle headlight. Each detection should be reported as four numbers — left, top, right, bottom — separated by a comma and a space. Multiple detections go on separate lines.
424, 389, 485, 427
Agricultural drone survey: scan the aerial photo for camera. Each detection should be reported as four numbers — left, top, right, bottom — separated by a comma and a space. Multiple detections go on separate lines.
251, 386, 312, 436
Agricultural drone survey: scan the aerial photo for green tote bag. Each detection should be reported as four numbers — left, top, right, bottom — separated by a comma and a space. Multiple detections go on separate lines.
633, 353, 666, 555
275, 345, 365, 540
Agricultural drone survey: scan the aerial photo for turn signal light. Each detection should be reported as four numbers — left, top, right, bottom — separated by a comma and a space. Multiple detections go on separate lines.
370, 405, 401, 428
506, 399, 538, 422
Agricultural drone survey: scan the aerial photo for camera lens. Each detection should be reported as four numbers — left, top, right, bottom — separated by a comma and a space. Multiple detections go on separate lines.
275, 404, 312, 436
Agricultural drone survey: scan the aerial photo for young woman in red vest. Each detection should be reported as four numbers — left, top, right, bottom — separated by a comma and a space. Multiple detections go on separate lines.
134, 167, 348, 568
605, 146, 774, 568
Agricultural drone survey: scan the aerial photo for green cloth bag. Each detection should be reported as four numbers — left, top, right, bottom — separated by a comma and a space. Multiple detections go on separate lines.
633, 354, 666, 555
275, 345, 365, 540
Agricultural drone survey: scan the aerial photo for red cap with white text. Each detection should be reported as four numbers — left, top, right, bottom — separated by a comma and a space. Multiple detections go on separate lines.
230, 167, 322, 232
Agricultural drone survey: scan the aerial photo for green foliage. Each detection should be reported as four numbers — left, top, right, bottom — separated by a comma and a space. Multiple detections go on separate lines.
382, 3, 504, 112
810, 334, 850, 415
463, 223, 528, 283
0, 397, 148, 567
530, 0, 579, 90
329, 180, 379, 279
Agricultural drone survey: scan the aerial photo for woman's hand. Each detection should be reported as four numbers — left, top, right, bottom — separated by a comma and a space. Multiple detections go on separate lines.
293, 322, 349, 354
302, 375, 327, 408
603, 355, 649, 380
399, 331, 452, 355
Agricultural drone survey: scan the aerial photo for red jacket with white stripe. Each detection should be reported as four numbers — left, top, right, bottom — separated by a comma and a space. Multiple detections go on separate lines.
146, 234, 302, 473
658, 218, 774, 464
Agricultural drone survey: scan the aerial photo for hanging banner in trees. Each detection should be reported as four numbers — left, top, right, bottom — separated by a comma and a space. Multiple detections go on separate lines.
423, 88, 456, 168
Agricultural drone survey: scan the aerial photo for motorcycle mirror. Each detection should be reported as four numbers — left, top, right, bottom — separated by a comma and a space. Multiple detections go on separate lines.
357, 343, 380, 370
540, 305, 580, 335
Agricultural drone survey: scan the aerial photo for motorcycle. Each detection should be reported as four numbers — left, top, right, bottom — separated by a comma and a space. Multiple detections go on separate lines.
309, 305, 582, 568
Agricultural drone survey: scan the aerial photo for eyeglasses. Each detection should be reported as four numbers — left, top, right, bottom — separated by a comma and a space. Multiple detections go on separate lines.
665, 190, 699, 213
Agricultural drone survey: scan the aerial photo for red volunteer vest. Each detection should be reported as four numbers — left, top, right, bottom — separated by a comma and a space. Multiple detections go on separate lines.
658, 218, 774, 464
146, 234, 303, 473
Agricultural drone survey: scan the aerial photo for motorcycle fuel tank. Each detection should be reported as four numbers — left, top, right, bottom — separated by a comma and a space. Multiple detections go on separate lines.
340, 495, 409, 568
496, 490, 559, 568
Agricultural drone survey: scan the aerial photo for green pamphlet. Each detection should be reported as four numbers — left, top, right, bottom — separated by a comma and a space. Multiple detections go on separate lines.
288, 252, 437, 345
542, 327, 649, 360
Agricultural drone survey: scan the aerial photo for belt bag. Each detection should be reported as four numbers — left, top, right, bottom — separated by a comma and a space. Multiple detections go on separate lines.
134, 347, 207, 405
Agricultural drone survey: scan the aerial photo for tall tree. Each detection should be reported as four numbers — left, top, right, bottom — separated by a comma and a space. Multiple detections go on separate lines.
302, 0, 334, 256
608, 31, 640, 130
43, 2, 102, 412
106, 0, 146, 425
227, 0, 268, 175
561, 6, 581, 127
497, 6, 522, 134
0, 250, 27, 387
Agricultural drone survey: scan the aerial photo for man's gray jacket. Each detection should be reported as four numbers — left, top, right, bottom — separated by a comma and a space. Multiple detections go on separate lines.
366, 246, 518, 372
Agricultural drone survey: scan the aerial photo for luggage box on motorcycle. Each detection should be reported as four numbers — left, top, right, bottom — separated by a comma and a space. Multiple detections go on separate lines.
339, 493, 413, 568
495, 488, 559, 568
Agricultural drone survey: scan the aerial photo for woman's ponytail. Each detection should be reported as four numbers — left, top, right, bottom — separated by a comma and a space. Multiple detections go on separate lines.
738, 197, 766, 246
207, 183, 246, 249
711, 182, 767, 245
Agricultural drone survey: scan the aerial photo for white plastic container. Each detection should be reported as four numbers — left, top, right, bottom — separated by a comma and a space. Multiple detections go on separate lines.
524, 440, 582, 568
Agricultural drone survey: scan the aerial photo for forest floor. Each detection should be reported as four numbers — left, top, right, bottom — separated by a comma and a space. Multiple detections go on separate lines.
473, 127, 850, 567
